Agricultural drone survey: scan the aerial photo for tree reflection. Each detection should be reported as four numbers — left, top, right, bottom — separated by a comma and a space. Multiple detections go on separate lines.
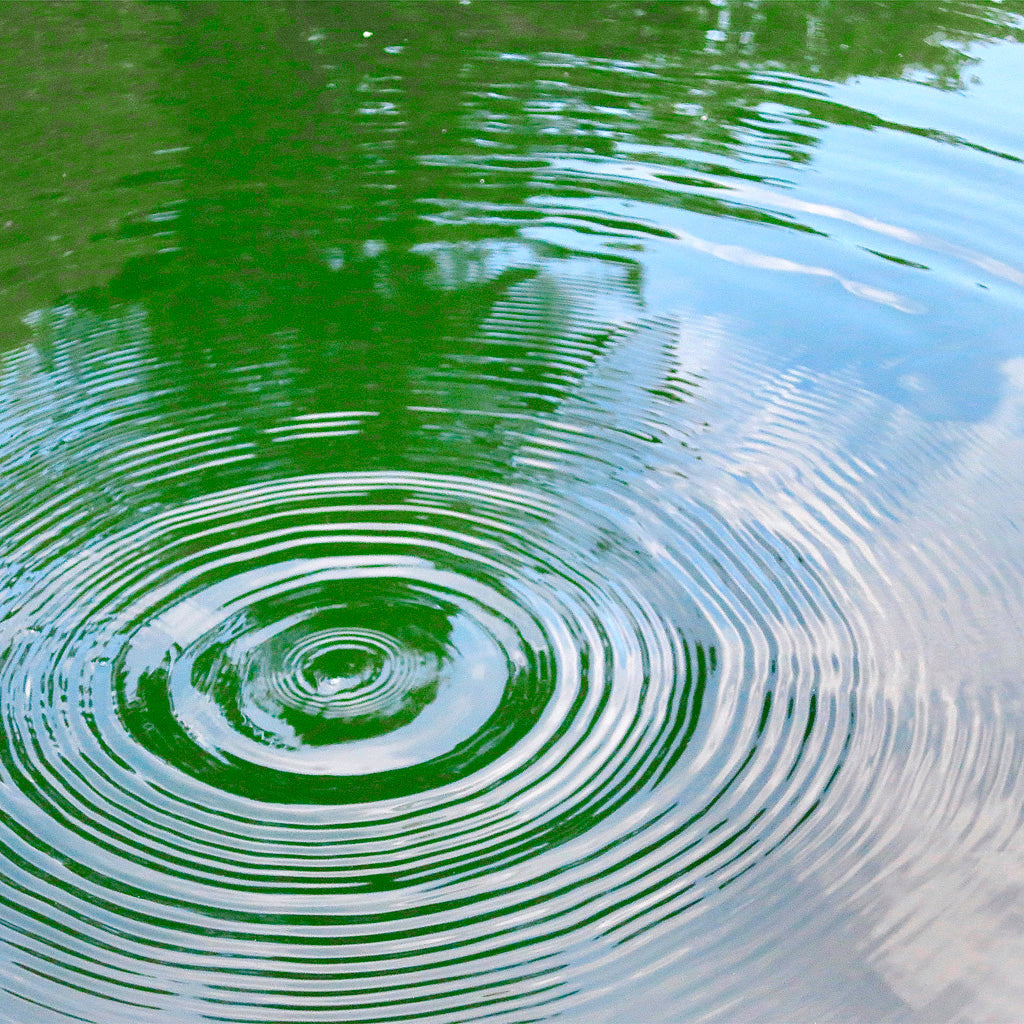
5, 0, 1022, 453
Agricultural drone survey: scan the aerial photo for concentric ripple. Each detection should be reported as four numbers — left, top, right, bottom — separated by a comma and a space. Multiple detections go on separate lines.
3, 298, 1024, 1023
4, 5, 1024, 1022
0, 418, 723, 1020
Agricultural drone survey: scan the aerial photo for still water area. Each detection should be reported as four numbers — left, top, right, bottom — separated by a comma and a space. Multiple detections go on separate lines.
2, 2, 1024, 1021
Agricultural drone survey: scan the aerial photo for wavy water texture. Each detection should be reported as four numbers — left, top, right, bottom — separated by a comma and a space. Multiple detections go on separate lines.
2, 304, 1022, 1023
2, 4, 1024, 1023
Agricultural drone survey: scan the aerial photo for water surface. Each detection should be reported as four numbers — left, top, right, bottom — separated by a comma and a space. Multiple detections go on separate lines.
2, 3, 1024, 1022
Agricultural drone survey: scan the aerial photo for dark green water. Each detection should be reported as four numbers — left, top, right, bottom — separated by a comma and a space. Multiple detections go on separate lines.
2, 3, 1024, 1021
